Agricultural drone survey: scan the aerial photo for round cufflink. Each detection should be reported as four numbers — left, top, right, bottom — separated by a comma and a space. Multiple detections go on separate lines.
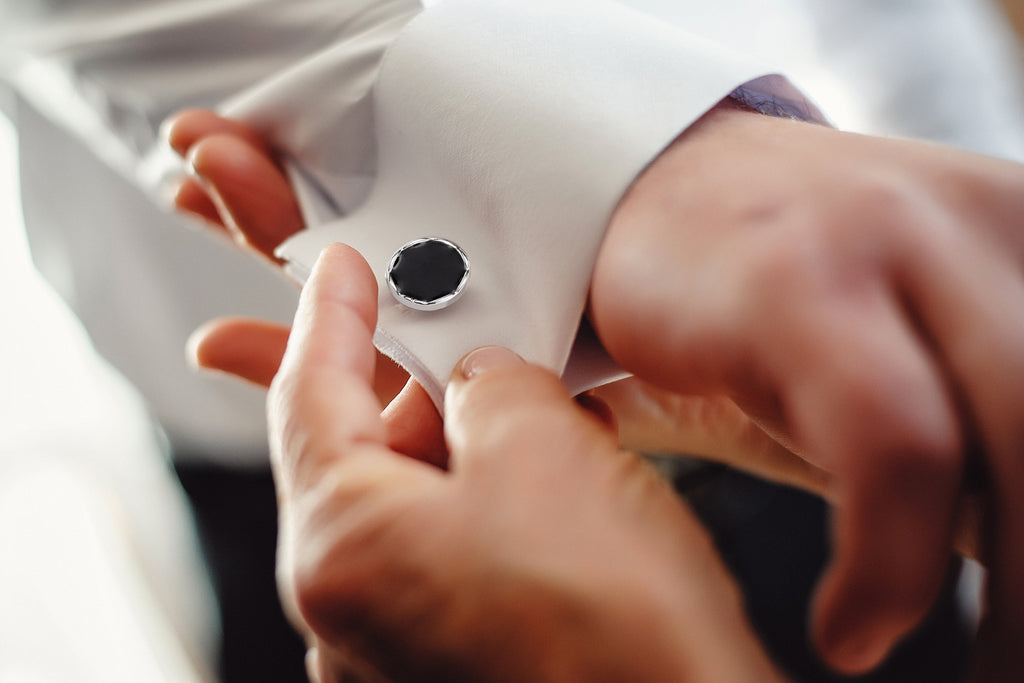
386, 238, 470, 311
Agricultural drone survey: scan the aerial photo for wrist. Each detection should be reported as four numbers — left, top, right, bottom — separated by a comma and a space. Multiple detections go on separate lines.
588, 102, 798, 388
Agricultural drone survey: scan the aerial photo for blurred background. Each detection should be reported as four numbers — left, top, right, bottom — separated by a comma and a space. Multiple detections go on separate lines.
0, 93, 220, 681
0, 1, 1022, 681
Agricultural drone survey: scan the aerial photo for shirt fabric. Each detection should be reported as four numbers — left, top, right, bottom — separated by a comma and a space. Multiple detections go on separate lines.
2, 0, 1022, 453
2, 0, 824, 417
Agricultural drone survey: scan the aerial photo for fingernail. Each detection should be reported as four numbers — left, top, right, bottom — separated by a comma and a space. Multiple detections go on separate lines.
184, 323, 216, 372
184, 147, 203, 179
157, 116, 176, 147
459, 346, 523, 380
156, 176, 186, 213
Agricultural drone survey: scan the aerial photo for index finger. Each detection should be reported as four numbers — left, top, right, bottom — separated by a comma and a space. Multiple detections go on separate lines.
162, 108, 271, 157
268, 244, 442, 648
269, 243, 388, 495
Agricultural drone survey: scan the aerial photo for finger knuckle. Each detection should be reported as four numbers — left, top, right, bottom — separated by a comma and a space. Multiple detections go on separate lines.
801, 177, 925, 278
740, 179, 914, 281
290, 501, 408, 639
835, 369, 962, 472
864, 412, 961, 482
842, 177, 936, 251
844, 176, 918, 225
292, 547, 370, 637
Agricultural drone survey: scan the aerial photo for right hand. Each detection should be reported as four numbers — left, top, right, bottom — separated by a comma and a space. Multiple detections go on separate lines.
256, 242, 790, 682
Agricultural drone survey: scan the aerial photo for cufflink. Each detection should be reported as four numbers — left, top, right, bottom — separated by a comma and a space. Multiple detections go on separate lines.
386, 238, 470, 311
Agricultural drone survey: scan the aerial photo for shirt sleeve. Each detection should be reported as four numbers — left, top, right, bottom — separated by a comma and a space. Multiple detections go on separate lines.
0, 0, 420, 455
0, 0, 420, 191
2, 0, 825, 410
276, 0, 827, 407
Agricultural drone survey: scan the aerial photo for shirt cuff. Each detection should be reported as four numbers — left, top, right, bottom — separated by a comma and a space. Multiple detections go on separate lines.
278, 0, 825, 408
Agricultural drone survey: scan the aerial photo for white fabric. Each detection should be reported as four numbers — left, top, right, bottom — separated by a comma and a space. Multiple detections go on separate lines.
0, 113, 217, 681
0, 0, 822, 422
277, 0, 823, 406
2, 0, 1022, 444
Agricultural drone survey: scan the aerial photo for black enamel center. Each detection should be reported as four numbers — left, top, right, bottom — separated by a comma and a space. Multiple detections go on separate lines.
389, 240, 468, 303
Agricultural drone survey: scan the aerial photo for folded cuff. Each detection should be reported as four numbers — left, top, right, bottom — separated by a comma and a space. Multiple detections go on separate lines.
279, 0, 824, 408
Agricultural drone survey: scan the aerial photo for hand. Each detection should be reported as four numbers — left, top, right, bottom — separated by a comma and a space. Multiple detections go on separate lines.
163, 109, 301, 261
593, 377, 830, 497
242, 241, 788, 682
591, 101, 1024, 676
164, 109, 411, 407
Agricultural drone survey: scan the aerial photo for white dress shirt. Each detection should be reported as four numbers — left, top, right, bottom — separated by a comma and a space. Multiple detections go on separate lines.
271, 0, 824, 407
2, 0, 826, 414
2, 0, 1021, 449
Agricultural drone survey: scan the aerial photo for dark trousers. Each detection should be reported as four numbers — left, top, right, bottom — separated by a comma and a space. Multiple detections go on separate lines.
674, 461, 971, 683
174, 462, 307, 683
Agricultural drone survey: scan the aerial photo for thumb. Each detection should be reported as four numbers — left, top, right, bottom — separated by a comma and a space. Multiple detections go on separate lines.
443, 346, 614, 472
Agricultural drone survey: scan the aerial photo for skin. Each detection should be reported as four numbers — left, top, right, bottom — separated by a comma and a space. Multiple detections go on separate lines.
258, 243, 788, 682
591, 103, 1024, 676
165, 103, 1023, 678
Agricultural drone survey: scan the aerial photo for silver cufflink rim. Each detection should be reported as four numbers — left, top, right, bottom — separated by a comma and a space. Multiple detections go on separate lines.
386, 237, 471, 312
